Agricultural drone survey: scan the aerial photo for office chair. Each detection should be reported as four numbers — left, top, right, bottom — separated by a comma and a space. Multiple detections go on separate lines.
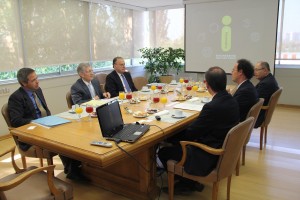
258, 87, 283, 150
95, 73, 108, 92
1, 103, 56, 168
133, 76, 148, 91
167, 117, 254, 200
66, 91, 73, 109
236, 98, 264, 176
0, 145, 73, 200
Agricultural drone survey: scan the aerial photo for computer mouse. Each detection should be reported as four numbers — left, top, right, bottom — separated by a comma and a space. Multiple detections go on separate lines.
155, 115, 161, 121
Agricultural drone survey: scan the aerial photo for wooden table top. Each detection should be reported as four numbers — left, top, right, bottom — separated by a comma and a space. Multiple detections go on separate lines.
11, 89, 211, 168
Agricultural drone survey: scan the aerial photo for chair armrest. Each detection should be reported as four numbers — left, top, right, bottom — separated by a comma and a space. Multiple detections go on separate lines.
0, 145, 23, 173
0, 145, 15, 158
261, 106, 269, 110
0, 165, 62, 197
177, 141, 225, 166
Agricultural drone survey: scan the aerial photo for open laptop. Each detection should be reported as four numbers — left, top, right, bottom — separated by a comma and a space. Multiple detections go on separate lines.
96, 99, 150, 143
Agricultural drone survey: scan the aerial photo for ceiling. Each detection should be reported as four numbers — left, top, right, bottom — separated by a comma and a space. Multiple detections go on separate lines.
85, 0, 184, 10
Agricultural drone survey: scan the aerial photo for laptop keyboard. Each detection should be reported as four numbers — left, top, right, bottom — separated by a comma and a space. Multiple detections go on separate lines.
114, 124, 147, 140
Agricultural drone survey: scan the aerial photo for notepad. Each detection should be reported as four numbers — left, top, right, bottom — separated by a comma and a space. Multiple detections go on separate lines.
32, 116, 71, 128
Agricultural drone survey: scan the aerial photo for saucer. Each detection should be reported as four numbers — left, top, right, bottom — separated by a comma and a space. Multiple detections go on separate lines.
91, 112, 97, 118
133, 113, 149, 118
201, 99, 210, 103
171, 114, 186, 119
140, 89, 150, 92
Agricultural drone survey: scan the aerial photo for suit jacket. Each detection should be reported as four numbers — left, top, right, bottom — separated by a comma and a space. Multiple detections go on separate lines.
255, 73, 279, 128
233, 80, 258, 122
105, 70, 137, 97
182, 90, 240, 176
71, 78, 104, 105
8, 87, 51, 128
8, 87, 51, 151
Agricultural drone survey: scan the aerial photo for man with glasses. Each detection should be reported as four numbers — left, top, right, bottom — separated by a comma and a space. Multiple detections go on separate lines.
231, 59, 258, 121
71, 63, 110, 105
254, 61, 279, 128
105, 57, 137, 97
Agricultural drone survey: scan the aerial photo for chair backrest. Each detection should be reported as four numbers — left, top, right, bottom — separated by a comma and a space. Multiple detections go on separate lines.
95, 73, 107, 84
263, 87, 282, 126
244, 98, 264, 143
95, 73, 108, 92
1, 103, 12, 129
66, 91, 73, 109
133, 76, 148, 90
216, 117, 254, 180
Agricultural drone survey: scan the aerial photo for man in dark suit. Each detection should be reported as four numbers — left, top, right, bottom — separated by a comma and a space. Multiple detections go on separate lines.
71, 63, 110, 105
231, 59, 258, 121
105, 57, 137, 97
8, 68, 86, 181
254, 61, 279, 128
9, 68, 51, 147
158, 66, 239, 194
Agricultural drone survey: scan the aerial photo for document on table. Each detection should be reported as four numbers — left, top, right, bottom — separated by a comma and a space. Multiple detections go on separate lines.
81, 98, 116, 107
173, 98, 205, 111
31, 115, 71, 128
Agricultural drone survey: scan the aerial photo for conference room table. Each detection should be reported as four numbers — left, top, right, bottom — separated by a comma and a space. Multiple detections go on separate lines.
10, 87, 211, 200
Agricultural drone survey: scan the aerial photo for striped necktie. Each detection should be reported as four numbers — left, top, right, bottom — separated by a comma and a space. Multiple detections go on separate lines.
33, 92, 47, 117
121, 74, 131, 92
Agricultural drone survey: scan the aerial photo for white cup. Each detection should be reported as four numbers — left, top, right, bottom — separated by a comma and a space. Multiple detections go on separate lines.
174, 110, 183, 117
142, 86, 148, 91
170, 80, 176, 84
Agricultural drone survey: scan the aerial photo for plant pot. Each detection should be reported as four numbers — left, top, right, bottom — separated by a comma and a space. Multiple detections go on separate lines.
159, 75, 174, 84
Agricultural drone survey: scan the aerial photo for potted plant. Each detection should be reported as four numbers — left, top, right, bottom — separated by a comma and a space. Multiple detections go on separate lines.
138, 47, 163, 83
159, 47, 185, 83
138, 47, 185, 83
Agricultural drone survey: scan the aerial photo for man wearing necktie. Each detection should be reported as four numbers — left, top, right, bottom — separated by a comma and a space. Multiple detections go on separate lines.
71, 63, 110, 105
105, 57, 138, 97
8, 68, 87, 181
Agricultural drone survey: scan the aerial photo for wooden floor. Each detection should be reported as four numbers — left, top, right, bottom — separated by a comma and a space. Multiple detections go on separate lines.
1, 106, 300, 200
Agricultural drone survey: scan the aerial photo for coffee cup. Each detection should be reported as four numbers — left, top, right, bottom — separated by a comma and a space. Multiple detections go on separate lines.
141, 86, 148, 91
174, 110, 183, 117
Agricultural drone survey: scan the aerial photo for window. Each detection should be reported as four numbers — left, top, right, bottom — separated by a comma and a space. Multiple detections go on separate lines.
276, 0, 300, 66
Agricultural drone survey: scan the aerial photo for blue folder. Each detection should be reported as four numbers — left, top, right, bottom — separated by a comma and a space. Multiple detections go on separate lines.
32, 115, 71, 127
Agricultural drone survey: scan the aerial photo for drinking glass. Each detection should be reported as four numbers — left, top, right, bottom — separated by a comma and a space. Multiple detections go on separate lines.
119, 91, 125, 104
126, 92, 133, 101
75, 104, 83, 121
160, 94, 168, 110
85, 104, 93, 121
152, 93, 160, 110
192, 85, 199, 97
179, 77, 184, 84
157, 85, 163, 92
150, 84, 156, 93
186, 84, 192, 96
184, 77, 189, 84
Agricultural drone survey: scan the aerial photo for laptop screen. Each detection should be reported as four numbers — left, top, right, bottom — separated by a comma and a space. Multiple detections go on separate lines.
96, 100, 124, 137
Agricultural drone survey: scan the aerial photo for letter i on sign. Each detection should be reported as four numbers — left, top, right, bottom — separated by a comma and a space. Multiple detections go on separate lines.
221, 15, 232, 52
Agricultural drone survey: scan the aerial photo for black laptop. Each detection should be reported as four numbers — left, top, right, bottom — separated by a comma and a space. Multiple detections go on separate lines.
96, 99, 150, 143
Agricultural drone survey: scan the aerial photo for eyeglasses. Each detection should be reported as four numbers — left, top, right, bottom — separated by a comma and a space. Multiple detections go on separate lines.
254, 68, 265, 71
